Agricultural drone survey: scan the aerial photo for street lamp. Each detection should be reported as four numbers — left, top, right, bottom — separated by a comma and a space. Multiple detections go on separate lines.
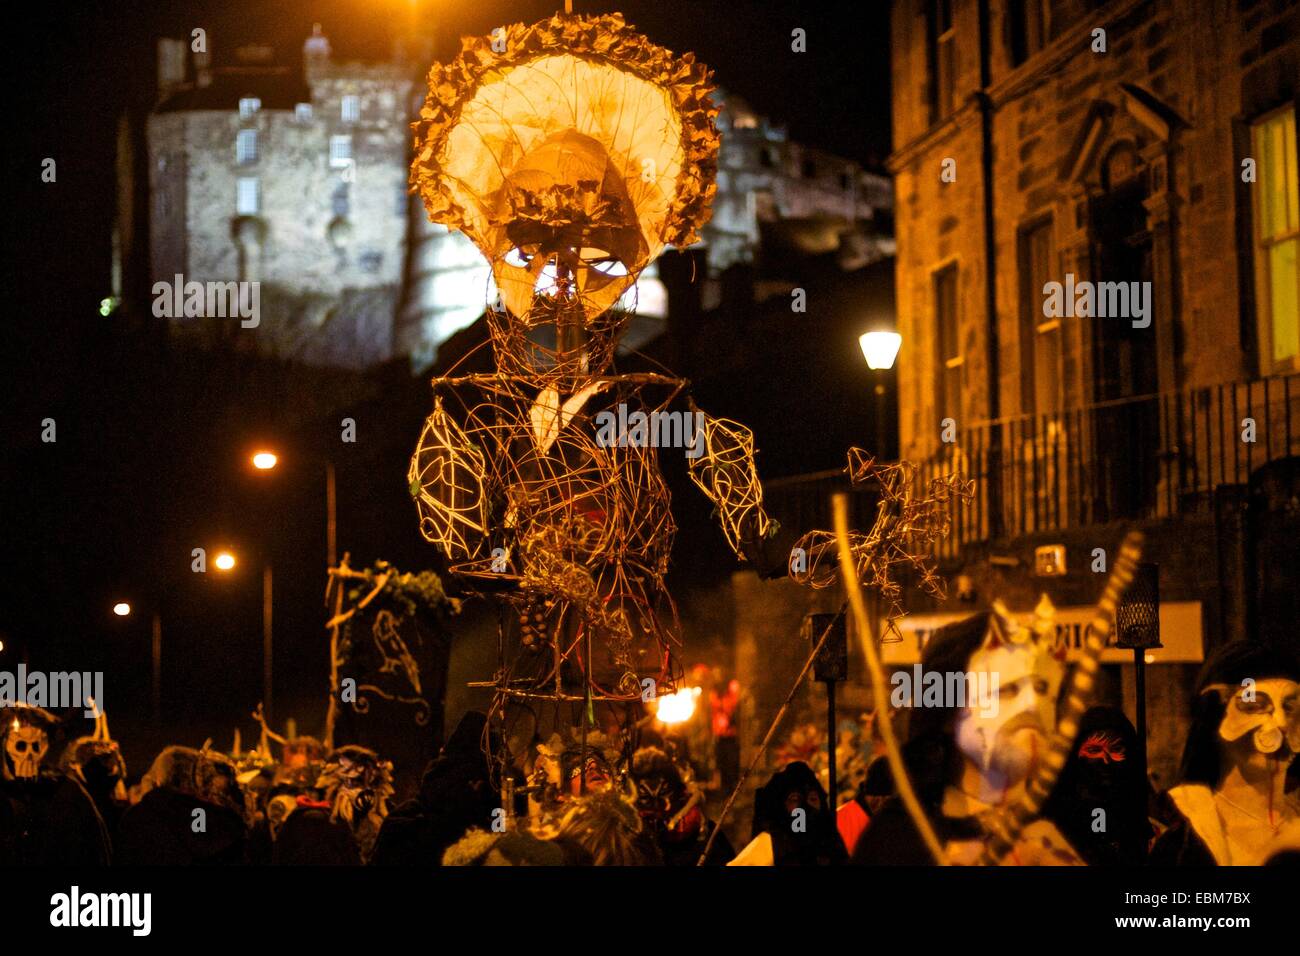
859, 330, 902, 370
859, 330, 902, 459
214, 551, 237, 572
251, 451, 278, 470
112, 602, 132, 617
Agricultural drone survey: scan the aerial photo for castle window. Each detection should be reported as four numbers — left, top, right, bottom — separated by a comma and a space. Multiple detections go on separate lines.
236, 129, 259, 165
237, 177, 260, 215
341, 95, 360, 123
239, 97, 261, 118
1251, 105, 1299, 371
295, 102, 313, 121
330, 134, 352, 169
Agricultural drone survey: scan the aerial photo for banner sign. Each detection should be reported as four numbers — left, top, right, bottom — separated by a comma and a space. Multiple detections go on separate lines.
881, 602, 1204, 665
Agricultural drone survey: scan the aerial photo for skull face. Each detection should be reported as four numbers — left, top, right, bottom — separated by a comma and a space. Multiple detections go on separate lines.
481, 131, 649, 381
5, 725, 48, 780
955, 627, 1065, 789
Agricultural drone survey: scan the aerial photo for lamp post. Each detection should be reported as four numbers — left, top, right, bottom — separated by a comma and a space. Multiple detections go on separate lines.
212, 547, 274, 726
859, 331, 902, 459
251, 449, 337, 570
109, 604, 163, 720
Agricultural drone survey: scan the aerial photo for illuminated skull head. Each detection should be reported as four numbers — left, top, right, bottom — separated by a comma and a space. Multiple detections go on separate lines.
954, 599, 1065, 789
3, 712, 52, 781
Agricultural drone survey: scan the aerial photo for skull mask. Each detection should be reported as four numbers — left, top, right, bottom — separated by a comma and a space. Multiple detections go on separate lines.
5, 722, 49, 780
954, 600, 1065, 790
1208, 678, 1300, 758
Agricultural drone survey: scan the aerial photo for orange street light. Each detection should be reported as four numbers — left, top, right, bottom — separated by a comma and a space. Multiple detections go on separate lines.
112, 602, 132, 617
214, 551, 237, 572
252, 451, 279, 470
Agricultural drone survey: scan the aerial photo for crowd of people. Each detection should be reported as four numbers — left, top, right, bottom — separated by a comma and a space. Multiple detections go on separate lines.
3, 619, 1298, 866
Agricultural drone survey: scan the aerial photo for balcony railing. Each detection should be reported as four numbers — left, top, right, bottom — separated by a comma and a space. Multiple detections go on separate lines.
765, 373, 1300, 558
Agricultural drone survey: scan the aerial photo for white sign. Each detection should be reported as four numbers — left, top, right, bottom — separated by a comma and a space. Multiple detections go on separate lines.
881, 602, 1203, 665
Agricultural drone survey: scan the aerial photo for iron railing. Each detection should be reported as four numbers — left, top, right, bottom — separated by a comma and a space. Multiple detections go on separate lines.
765, 372, 1300, 558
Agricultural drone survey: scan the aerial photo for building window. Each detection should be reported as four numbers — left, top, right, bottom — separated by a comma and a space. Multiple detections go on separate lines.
1251, 105, 1299, 371
759, 146, 776, 169
1018, 217, 1060, 414
341, 95, 360, 123
332, 182, 350, 217
236, 129, 259, 165
295, 102, 313, 121
330, 134, 352, 169
927, 0, 956, 123
239, 97, 261, 118
934, 263, 962, 420
237, 177, 260, 215
1008, 0, 1050, 67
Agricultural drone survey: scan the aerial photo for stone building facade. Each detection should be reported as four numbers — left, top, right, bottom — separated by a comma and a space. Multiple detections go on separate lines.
716, 0, 1297, 795
148, 29, 420, 367
878, 0, 1297, 784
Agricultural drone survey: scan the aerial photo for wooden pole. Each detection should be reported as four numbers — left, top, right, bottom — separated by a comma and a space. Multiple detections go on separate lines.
151, 611, 162, 720
326, 462, 337, 570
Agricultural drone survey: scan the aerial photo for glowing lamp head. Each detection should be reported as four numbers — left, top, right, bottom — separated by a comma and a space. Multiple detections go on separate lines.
214, 552, 237, 572
252, 452, 278, 470
655, 687, 701, 725
859, 331, 902, 370
112, 602, 132, 617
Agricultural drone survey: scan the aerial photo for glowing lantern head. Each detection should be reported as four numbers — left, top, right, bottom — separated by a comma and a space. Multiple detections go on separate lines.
859, 331, 902, 370
410, 13, 720, 381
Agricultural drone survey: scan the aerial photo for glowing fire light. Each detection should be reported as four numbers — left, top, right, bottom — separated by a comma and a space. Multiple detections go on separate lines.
656, 686, 701, 724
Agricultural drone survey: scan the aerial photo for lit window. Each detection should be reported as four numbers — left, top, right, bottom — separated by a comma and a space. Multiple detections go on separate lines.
1251, 105, 1298, 370
1017, 217, 1060, 414
934, 263, 962, 419
236, 129, 258, 165
295, 102, 313, 121
239, 97, 261, 118
329, 134, 352, 168
237, 177, 260, 215
341, 95, 360, 123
